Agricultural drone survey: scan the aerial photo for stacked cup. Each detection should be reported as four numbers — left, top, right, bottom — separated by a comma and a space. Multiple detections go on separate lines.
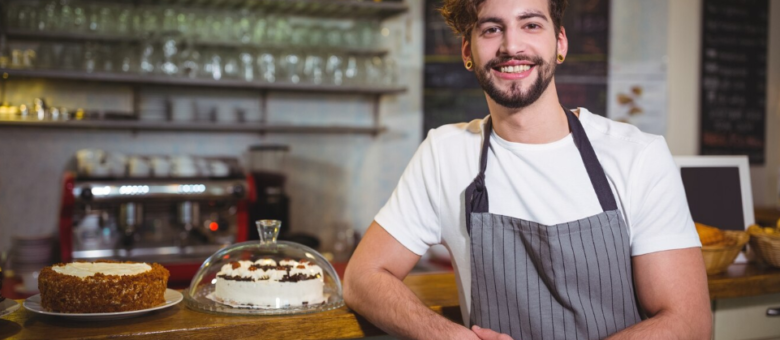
8, 234, 55, 295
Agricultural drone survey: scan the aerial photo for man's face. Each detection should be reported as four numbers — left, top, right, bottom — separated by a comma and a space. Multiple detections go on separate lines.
464, 0, 565, 109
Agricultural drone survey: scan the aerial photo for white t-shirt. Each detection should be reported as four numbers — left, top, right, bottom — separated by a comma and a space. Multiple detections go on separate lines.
374, 108, 701, 321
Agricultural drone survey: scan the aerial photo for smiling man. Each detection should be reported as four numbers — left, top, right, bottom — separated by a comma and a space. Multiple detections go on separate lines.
344, 0, 712, 339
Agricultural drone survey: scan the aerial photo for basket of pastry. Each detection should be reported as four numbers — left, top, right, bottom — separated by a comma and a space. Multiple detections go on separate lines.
747, 219, 780, 268
696, 222, 749, 275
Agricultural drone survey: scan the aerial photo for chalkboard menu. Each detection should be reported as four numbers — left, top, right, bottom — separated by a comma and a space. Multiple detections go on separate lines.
555, 0, 610, 115
422, 0, 610, 134
423, 0, 488, 133
700, 0, 769, 165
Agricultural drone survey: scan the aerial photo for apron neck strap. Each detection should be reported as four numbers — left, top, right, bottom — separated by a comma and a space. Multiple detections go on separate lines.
565, 108, 618, 211
470, 107, 617, 214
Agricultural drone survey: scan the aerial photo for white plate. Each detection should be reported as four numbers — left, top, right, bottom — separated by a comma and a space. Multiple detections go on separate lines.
23, 289, 182, 321
0, 299, 21, 318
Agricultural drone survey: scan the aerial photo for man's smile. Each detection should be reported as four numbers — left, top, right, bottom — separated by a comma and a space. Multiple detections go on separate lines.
492, 64, 535, 79
488, 58, 538, 80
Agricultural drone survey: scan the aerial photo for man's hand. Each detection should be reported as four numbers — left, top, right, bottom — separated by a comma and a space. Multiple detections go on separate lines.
472, 325, 514, 340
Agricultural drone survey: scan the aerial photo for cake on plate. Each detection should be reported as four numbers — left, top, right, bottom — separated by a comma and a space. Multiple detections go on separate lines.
212, 258, 325, 308
38, 260, 169, 313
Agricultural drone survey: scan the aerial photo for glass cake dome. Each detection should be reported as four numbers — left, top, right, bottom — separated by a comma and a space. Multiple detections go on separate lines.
184, 220, 344, 315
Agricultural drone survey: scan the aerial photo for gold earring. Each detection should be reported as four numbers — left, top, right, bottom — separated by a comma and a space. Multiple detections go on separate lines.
557, 54, 565, 63
465, 60, 473, 70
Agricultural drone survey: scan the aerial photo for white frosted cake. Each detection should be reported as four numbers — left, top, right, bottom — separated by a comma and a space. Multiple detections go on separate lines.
213, 258, 325, 308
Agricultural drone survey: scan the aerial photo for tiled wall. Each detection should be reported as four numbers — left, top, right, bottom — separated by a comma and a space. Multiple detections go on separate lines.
0, 5, 424, 254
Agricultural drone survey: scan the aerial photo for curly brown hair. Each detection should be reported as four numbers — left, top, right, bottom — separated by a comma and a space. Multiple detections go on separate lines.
439, 0, 568, 39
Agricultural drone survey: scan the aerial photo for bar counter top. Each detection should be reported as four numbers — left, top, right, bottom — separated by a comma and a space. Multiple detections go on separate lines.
2, 263, 780, 339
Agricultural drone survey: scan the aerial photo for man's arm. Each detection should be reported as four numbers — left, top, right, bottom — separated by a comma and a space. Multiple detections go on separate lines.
606, 247, 712, 339
344, 222, 479, 340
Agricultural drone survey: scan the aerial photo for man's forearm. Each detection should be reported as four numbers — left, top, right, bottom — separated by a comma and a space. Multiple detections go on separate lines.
344, 270, 474, 340
606, 310, 711, 340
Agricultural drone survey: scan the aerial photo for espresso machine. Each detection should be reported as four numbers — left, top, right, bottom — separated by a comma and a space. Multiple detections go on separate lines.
58, 153, 255, 286
246, 145, 290, 241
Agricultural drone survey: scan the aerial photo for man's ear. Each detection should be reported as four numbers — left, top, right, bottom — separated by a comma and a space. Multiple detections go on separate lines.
462, 35, 473, 71
557, 26, 569, 63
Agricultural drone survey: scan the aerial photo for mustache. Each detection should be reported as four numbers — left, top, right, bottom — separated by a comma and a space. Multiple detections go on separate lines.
484, 55, 546, 69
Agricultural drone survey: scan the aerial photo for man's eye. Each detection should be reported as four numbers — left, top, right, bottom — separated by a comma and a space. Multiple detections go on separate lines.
526, 23, 541, 30
483, 27, 501, 35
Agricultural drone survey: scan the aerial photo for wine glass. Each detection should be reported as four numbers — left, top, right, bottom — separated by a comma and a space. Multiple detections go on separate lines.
344, 55, 360, 85
83, 42, 97, 73
257, 52, 276, 83
252, 14, 268, 45
139, 41, 156, 74
280, 52, 302, 84
325, 54, 344, 85
237, 10, 253, 44
303, 53, 324, 85
163, 8, 178, 32
160, 35, 180, 76
239, 51, 255, 82
223, 50, 240, 79
179, 40, 200, 78
39, 1, 58, 32
203, 49, 223, 80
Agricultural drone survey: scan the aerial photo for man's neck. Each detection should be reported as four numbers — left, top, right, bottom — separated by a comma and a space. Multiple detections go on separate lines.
486, 82, 570, 144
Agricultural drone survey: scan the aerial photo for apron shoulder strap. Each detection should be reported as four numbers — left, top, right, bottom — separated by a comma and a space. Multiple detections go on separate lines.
465, 118, 492, 233
565, 108, 618, 212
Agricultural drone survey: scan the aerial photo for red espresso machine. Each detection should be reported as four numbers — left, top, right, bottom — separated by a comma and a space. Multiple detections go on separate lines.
58, 154, 255, 287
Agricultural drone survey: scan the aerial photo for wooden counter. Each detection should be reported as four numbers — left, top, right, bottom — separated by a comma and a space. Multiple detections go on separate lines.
3, 263, 780, 339
0, 273, 462, 340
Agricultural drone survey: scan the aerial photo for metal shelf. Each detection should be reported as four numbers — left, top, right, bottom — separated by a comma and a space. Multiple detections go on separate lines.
3, 29, 390, 56
0, 0, 408, 20
0, 69, 406, 95
122, 0, 409, 19
0, 119, 388, 135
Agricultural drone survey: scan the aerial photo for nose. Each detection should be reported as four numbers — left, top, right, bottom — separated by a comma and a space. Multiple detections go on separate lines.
499, 26, 526, 57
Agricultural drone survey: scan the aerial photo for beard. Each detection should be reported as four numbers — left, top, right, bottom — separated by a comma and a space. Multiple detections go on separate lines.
474, 53, 557, 109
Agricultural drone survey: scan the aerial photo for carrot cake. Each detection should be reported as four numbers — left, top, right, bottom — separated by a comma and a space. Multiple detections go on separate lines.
38, 260, 169, 313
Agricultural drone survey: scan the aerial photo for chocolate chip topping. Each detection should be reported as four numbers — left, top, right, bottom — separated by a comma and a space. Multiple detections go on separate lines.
279, 273, 318, 283
218, 274, 268, 282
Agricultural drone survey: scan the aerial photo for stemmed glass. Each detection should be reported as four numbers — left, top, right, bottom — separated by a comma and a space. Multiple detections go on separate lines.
280, 52, 302, 84
239, 51, 255, 82
325, 54, 344, 85
303, 53, 324, 85
257, 52, 276, 83
179, 39, 201, 78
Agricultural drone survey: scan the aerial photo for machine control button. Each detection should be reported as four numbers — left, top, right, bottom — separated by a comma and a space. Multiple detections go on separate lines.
232, 184, 246, 198
80, 187, 94, 201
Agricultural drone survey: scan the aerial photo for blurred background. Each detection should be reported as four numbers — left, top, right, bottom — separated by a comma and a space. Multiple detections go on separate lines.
0, 0, 777, 294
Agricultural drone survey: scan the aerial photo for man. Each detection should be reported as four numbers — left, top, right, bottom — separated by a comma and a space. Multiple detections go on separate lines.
344, 0, 712, 338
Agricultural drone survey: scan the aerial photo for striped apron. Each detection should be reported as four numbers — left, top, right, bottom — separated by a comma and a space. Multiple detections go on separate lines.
465, 108, 642, 339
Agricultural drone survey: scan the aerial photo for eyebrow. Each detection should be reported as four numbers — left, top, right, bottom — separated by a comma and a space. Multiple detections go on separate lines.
476, 16, 504, 27
475, 10, 549, 27
518, 9, 548, 22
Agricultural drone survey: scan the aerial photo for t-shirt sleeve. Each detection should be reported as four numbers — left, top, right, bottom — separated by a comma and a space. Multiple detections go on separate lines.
628, 137, 702, 256
374, 131, 442, 256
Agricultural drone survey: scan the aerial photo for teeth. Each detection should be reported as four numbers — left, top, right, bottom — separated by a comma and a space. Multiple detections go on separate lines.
499, 65, 531, 73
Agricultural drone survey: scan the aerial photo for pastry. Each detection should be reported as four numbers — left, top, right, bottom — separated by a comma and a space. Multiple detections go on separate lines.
38, 260, 169, 313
